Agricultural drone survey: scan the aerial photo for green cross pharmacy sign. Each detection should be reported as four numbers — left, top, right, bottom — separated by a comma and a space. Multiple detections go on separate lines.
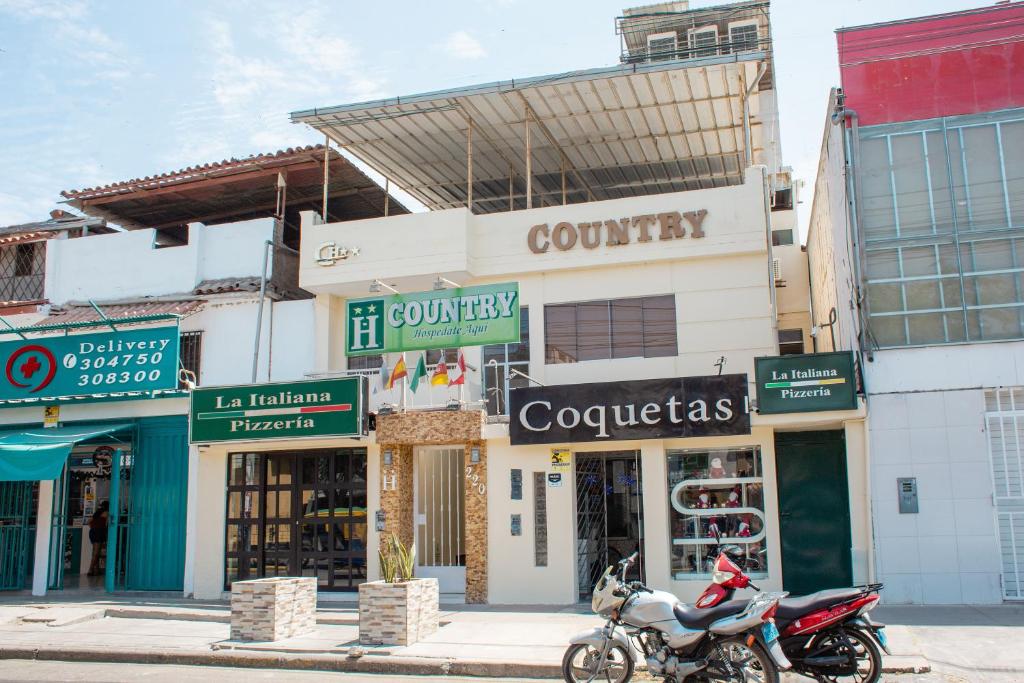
345, 282, 520, 357
189, 377, 367, 443
754, 351, 858, 414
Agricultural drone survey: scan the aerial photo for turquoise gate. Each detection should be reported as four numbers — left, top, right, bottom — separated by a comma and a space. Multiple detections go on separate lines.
125, 416, 189, 591
0, 481, 34, 590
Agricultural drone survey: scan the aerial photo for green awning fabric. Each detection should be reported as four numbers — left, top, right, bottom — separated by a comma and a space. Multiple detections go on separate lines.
0, 423, 132, 481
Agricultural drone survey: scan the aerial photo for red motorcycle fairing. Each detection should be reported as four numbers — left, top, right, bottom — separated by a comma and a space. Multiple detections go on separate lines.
781, 594, 880, 637
694, 552, 750, 608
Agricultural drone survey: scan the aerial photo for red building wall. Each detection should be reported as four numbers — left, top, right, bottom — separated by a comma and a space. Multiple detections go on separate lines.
837, 3, 1024, 126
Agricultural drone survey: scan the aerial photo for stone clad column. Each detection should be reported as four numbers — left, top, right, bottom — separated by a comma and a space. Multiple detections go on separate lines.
379, 443, 414, 549
464, 439, 488, 604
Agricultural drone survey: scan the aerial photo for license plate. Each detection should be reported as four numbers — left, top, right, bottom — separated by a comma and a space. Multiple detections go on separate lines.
875, 627, 888, 649
762, 621, 779, 643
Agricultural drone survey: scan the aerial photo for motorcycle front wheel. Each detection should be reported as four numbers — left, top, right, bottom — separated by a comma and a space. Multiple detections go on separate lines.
561, 642, 634, 683
700, 636, 778, 683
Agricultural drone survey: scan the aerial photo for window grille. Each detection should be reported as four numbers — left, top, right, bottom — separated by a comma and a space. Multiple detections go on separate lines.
0, 243, 44, 302
179, 331, 202, 387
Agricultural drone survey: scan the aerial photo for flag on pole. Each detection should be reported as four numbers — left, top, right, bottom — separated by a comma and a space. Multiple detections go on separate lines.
449, 349, 467, 386
386, 355, 408, 390
431, 356, 449, 386
377, 356, 389, 393
409, 353, 428, 392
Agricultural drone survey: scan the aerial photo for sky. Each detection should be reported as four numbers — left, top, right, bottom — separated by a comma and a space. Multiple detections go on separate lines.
0, 0, 994, 238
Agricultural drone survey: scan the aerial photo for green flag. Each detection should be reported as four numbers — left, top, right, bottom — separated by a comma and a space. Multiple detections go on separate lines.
409, 353, 428, 392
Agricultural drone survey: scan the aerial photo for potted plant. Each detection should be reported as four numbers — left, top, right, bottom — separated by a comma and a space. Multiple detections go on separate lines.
357, 533, 439, 646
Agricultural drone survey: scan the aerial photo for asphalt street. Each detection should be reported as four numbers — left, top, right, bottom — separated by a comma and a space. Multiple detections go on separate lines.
0, 659, 1003, 683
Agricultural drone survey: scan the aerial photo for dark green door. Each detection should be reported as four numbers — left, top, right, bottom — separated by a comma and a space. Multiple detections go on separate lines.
775, 431, 852, 596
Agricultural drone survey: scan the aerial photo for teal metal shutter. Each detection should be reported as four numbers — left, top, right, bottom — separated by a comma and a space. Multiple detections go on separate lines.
127, 416, 188, 591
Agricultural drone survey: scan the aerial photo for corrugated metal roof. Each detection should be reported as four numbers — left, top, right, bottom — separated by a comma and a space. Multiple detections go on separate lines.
38, 300, 205, 326
60, 145, 407, 232
292, 56, 772, 214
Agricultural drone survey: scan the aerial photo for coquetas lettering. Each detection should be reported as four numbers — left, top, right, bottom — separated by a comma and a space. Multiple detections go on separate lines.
509, 375, 749, 445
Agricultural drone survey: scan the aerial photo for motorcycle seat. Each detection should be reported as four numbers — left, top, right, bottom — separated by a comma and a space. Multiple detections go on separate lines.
673, 599, 748, 630
775, 587, 865, 621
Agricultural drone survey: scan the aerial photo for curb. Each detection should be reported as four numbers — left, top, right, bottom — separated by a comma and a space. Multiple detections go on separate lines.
0, 646, 563, 678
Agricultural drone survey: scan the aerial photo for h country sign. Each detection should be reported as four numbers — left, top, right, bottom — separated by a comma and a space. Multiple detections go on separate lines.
346, 282, 519, 357
189, 376, 367, 443
509, 375, 749, 445
755, 352, 858, 414
0, 325, 179, 402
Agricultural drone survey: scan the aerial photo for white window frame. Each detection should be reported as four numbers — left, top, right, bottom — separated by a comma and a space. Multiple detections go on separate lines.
646, 31, 678, 62
727, 19, 760, 54
688, 26, 719, 58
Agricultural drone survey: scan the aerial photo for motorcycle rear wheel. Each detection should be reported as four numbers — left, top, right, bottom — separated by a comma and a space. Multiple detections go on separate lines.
810, 627, 881, 683
561, 642, 634, 683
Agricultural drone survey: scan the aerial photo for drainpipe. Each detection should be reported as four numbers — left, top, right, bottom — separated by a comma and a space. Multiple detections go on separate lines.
251, 240, 273, 383
743, 62, 768, 167
831, 103, 873, 363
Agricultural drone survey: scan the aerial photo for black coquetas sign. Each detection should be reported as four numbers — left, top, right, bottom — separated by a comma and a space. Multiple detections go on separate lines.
509, 374, 749, 445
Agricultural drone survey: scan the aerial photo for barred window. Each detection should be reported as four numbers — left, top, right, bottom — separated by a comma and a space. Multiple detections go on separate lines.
859, 111, 1024, 347
179, 331, 202, 387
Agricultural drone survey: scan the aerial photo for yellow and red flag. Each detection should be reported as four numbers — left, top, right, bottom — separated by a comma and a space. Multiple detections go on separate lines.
386, 355, 408, 389
431, 358, 449, 386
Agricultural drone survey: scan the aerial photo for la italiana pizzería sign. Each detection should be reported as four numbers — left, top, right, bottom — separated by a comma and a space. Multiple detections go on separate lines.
189, 377, 367, 443
754, 352, 858, 414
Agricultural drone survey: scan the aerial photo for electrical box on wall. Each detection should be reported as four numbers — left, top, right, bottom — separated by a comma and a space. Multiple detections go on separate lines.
511, 513, 522, 536
897, 477, 918, 514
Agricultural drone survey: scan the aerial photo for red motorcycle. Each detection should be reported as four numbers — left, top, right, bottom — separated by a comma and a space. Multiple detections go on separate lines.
695, 543, 888, 683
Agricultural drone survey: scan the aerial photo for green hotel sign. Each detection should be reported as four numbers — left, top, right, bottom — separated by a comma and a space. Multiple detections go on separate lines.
189, 377, 367, 444
755, 351, 858, 414
345, 282, 520, 357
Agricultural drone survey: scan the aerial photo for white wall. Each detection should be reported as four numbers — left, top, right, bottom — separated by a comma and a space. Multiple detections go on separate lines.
864, 342, 1017, 604
300, 166, 771, 297
45, 219, 275, 305
181, 298, 315, 388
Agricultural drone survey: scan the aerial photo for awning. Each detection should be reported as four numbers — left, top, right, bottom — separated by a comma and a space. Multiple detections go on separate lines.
0, 423, 132, 482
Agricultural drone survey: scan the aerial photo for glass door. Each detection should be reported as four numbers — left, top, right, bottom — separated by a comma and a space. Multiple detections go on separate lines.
224, 448, 367, 592
414, 447, 466, 594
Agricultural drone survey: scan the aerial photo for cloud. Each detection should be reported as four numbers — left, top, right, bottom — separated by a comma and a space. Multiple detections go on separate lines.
0, 0, 87, 21
443, 31, 487, 60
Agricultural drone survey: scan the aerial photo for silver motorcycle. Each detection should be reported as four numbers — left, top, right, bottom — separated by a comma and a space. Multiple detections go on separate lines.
563, 553, 791, 683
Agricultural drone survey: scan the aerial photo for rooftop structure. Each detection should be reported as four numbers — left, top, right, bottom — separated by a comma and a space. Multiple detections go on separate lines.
61, 145, 406, 248
292, 0, 780, 215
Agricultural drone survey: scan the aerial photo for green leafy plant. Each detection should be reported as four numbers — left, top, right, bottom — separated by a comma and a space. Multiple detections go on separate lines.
379, 542, 398, 583
379, 533, 416, 583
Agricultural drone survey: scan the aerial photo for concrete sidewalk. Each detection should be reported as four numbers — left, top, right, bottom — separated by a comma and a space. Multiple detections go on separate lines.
0, 596, 967, 679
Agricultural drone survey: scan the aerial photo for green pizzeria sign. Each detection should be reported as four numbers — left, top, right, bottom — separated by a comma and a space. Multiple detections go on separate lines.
755, 352, 858, 414
189, 377, 367, 443
345, 282, 520, 357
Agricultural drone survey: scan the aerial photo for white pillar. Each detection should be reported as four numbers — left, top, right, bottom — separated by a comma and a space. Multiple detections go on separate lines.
182, 444, 201, 597
31, 479, 54, 596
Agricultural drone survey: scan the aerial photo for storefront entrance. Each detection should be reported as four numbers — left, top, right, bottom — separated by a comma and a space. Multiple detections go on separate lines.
414, 447, 466, 595
575, 451, 644, 600
775, 431, 853, 596
225, 448, 368, 591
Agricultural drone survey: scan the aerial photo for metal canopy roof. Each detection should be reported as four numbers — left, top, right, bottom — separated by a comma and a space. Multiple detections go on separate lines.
292, 56, 769, 214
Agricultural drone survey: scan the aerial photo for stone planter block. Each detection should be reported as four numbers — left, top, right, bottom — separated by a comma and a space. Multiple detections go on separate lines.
358, 578, 440, 646
230, 576, 317, 642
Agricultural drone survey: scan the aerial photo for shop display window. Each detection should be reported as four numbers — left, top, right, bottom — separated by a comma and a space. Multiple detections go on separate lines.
666, 447, 767, 579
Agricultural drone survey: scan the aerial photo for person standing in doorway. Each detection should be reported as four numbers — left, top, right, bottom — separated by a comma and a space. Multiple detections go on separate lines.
88, 501, 109, 576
